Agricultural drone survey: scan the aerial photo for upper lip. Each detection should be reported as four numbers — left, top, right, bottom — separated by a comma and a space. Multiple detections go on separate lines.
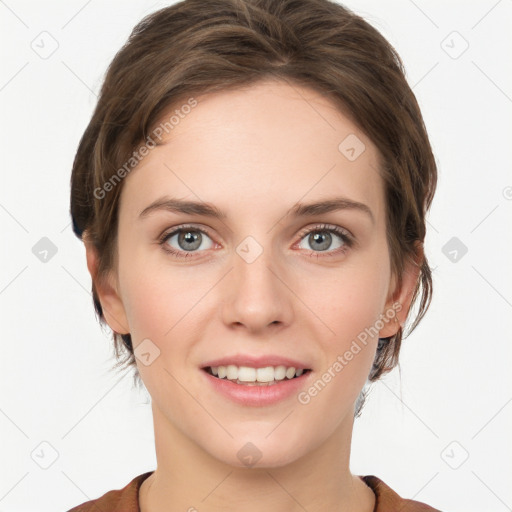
201, 354, 311, 370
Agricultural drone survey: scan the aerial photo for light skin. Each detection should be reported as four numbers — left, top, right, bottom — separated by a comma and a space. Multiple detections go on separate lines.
85, 79, 420, 511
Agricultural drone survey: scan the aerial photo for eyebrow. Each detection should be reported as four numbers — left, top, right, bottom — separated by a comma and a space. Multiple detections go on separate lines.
139, 196, 374, 224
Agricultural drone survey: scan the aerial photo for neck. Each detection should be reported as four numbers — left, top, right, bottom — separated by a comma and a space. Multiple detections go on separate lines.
139, 403, 375, 512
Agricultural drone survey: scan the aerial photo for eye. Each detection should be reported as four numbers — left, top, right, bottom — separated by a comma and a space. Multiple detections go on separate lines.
159, 225, 215, 258
296, 224, 353, 257
158, 223, 354, 259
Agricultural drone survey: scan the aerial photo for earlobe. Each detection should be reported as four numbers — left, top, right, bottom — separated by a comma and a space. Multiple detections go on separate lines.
84, 237, 130, 335
379, 242, 423, 339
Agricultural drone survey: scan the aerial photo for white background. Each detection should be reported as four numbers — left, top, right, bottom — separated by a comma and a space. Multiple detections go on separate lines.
0, 1, 511, 511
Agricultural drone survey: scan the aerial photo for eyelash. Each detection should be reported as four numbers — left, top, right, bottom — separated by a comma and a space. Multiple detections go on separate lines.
158, 223, 354, 259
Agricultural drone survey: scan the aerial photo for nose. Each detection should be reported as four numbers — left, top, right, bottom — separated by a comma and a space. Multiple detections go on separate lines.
220, 240, 294, 334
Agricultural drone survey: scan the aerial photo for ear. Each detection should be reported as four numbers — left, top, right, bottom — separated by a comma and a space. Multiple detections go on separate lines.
84, 234, 130, 335
378, 241, 423, 339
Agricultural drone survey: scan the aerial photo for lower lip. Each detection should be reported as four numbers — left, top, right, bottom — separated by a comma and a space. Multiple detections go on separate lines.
201, 369, 311, 407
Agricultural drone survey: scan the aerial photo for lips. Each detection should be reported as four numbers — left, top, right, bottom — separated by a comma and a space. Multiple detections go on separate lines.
199, 354, 313, 405
201, 363, 312, 406
201, 354, 310, 370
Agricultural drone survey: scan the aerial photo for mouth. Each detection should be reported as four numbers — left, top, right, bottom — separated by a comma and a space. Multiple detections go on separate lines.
202, 365, 312, 386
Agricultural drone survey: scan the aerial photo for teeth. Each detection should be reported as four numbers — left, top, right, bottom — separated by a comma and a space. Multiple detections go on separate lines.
285, 367, 296, 379
256, 366, 274, 383
274, 365, 286, 380
208, 365, 306, 383
238, 366, 256, 382
226, 365, 238, 380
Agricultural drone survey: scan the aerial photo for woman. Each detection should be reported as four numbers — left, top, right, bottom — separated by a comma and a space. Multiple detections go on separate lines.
68, 0, 439, 510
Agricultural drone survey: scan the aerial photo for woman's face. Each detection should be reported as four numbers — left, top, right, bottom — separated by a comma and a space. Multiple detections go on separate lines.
100, 79, 404, 468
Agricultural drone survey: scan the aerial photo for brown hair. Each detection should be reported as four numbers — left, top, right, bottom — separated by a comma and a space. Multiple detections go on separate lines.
70, 0, 437, 403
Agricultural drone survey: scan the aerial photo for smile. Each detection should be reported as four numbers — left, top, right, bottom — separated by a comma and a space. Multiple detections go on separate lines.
204, 365, 311, 386
201, 365, 313, 406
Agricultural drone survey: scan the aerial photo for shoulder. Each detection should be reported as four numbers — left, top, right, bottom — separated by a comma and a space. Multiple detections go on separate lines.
66, 472, 153, 512
360, 475, 441, 511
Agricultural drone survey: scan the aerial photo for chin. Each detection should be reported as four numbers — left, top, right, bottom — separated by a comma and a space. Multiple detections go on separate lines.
205, 431, 311, 470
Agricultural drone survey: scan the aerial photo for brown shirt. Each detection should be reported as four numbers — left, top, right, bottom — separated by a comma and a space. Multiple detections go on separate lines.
67, 472, 441, 511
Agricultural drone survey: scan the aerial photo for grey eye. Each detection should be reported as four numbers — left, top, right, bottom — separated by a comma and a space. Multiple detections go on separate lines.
298, 230, 346, 252
166, 229, 214, 252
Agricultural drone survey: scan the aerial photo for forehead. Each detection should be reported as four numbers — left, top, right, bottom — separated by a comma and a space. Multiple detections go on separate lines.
120, 79, 385, 225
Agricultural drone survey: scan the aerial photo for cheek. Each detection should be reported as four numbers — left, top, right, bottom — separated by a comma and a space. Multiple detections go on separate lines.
117, 264, 207, 402
298, 253, 391, 390
116, 231, 208, 339
116, 252, 220, 397
118, 274, 167, 340
303, 260, 390, 344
